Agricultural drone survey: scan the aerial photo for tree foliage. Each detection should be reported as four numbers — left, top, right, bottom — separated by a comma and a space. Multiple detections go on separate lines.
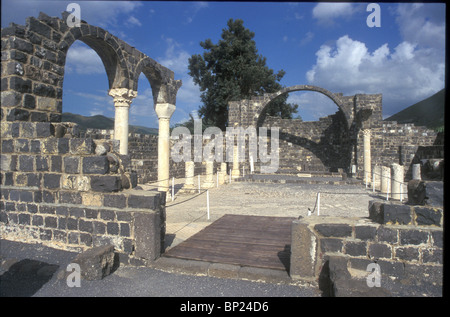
188, 19, 298, 130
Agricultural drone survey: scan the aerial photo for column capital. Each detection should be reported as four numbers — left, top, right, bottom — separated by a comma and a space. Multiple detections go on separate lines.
155, 103, 176, 119
109, 88, 137, 107
362, 129, 371, 136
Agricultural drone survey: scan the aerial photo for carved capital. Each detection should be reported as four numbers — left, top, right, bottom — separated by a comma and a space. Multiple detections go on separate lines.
362, 129, 371, 137
108, 88, 137, 107
155, 102, 176, 119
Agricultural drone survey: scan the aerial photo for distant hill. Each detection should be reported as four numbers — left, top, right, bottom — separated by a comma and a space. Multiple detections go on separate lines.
384, 89, 445, 131
62, 113, 158, 135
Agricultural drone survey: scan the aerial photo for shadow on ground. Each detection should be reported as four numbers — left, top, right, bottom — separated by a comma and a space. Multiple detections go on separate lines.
0, 259, 59, 297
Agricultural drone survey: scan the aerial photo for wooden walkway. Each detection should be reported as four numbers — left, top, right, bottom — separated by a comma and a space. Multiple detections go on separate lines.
163, 214, 296, 271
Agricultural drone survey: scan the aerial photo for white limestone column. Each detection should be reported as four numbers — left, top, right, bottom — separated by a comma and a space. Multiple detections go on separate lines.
155, 103, 176, 193
231, 144, 240, 178
219, 162, 227, 184
184, 161, 195, 190
203, 160, 215, 188
108, 88, 137, 155
362, 129, 372, 185
381, 166, 391, 194
391, 163, 404, 200
373, 165, 381, 191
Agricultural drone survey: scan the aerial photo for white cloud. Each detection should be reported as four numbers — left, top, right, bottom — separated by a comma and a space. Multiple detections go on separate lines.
65, 42, 104, 75
394, 3, 445, 51
287, 91, 338, 121
305, 35, 445, 116
130, 87, 158, 126
1, 0, 142, 28
157, 37, 201, 106
312, 3, 355, 25
125, 16, 142, 27
158, 37, 191, 74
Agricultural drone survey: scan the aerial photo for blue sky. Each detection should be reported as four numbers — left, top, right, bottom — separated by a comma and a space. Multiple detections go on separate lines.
1, 1, 446, 128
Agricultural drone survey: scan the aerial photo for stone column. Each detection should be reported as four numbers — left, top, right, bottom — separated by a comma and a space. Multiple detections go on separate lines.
362, 129, 372, 185
183, 161, 195, 193
373, 165, 381, 191
381, 166, 391, 194
391, 163, 404, 200
218, 162, 227, 184
203, 161, 215, 188
412, 164, 421, 180
231, 145, 240, 178
108, 88, 137, 155
155, 103, 176, 193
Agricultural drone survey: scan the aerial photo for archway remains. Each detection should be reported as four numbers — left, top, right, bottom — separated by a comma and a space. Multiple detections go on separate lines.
1, 11, 182, 191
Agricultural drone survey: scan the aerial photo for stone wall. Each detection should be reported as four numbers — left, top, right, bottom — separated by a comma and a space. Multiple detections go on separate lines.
262, 111, 351, 173
0, 121, 165, 265
290, 201, 443, 288
228, 87, 443, 182
84, 128, 187, 184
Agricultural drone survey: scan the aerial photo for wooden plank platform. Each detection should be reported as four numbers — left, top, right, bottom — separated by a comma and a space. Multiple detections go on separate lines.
163, 214, 296, 271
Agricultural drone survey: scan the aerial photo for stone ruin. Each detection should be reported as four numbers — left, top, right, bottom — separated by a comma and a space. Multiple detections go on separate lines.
1, 12, 444, 294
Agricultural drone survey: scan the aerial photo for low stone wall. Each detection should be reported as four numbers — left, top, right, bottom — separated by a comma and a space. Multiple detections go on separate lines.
0, 121, 166, 265
290, 202, 443, 288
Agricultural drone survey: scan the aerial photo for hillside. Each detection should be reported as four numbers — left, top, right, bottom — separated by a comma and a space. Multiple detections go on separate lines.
384, 89, 445, 131
62, 113, 158, 135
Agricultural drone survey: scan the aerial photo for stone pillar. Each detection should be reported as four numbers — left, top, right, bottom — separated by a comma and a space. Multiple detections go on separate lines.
183, 161, 195, 192
412, 164, 421, 180
219, 162, 227, 184
362, 129, 371, 185
231, 145, 240, 178
381, 166, 391, 194
373, 165, 381, 191
203, 161, 215, 188
391, 163, 404, 200
108, 88, 137, 155
155, 103, 176, 193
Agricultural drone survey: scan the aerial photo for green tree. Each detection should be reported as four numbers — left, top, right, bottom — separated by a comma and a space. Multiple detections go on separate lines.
188, 19, 298, 130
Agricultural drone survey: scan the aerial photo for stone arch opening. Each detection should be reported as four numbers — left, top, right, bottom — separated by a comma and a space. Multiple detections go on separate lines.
255, 85, 349, 130
253, 86, 352, 173
62, 40, 111, 119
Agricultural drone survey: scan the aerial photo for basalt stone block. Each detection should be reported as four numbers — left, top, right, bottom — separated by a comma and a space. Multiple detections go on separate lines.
64, 156, 80, 174
382, 203, 412, 225
90, 175, 121, 192
43, 173, 60, 189
36, 122, 54, 137
414, 207, 442, 226
83, 156, 109, 174
72, 245, 116, 280
6, 108, 30, 121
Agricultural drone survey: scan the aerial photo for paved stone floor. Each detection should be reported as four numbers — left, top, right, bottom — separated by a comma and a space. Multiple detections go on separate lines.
141, 175, 388, 250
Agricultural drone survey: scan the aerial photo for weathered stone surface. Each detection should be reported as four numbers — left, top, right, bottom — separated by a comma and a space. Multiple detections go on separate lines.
72, 245, 116, 280
82, 156, 109, 174
407, 179, 427, 205
90, 175, 121, 192
314, 223, 352, 237
382, 203, 412, 225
